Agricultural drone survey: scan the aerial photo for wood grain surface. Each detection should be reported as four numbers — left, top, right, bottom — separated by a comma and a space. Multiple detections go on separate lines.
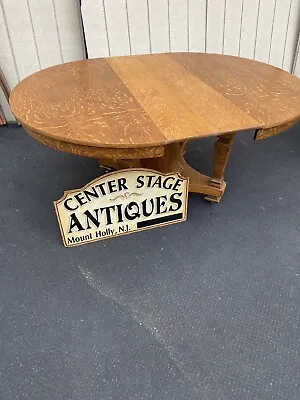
10, 53, 300, 148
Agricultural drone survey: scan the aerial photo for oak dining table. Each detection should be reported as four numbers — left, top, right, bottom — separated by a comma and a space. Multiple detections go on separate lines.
9, 53, 300, 202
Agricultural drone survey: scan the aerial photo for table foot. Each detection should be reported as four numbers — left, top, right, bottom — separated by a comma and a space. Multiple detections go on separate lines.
204, 193, 224, 203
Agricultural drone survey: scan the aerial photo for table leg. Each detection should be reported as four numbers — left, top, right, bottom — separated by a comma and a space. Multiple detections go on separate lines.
204, 133, 235, 203
97, 135, 234, 202
141, 140, 231, 202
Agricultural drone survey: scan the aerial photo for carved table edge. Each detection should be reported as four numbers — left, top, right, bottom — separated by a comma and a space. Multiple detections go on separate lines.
23, 125, 165, 160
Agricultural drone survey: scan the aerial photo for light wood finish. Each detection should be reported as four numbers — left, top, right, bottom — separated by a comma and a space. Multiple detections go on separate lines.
107, 55, 259, 141
10, 53, 300, 147
23, 125, 164, 160
10, 59, 165, 148
205, 134, 235, 203
142, 143, 225, 200
9, 53, 300, 201
254, 120, 298, 140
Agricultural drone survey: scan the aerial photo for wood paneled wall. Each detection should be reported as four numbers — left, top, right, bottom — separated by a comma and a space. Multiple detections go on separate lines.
0, 0, 85, 121
82, 0, 300, 72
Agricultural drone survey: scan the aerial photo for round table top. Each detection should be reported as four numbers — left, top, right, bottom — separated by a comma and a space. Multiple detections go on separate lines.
10, 53, 300, 149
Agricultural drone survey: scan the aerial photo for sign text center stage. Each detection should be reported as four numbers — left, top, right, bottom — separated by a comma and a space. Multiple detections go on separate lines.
54, 169, 189, 247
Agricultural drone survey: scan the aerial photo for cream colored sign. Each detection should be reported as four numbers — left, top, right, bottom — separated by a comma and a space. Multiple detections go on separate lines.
54, 169, 188, 247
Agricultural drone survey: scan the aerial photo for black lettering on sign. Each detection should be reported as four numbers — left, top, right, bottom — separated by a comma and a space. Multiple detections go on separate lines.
124, 202, 141, 221
163, 176, 175, 189
85, 209, 101, 229
118, 178, 128, 191
107, 180, 117, 193
173, 179, 183, 191
156, 195, 168, 214
152, 176, 162, 188
100, 205, 115, 225
95, 182, 106, 196
64, 198, 78, 211
74, 192, 88, 206
84, 187, 100, 202
141, 198, 155, 217
136, 175, 144, 189
116, 203, 124, 223
169, 192, 183, 212
146, 175, 155, 187
68, 213, 85, 233
55, 169, 188, 247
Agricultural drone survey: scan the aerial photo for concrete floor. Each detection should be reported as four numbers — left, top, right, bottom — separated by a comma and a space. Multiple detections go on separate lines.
1, 124, 300, 400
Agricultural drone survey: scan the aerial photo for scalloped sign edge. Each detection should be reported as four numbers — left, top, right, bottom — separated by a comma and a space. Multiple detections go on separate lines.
54, 168, 189, 247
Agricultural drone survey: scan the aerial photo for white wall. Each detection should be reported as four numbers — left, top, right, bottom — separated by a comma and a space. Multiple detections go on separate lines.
82, 0, 300, 71
0, 0, 85, 122
293, 35, 300, 75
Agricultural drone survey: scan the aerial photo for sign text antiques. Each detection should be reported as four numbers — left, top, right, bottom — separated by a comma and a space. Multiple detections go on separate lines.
54, 169, 188, 247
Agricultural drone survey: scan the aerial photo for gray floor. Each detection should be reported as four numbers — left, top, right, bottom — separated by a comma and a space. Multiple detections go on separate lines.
1, 124, 300, 400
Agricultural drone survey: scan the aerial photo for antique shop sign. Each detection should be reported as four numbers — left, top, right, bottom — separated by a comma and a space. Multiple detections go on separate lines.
54, 169, 188, 247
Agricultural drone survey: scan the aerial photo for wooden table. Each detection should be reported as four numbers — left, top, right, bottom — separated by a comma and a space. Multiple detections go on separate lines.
9, 53, 300, 202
